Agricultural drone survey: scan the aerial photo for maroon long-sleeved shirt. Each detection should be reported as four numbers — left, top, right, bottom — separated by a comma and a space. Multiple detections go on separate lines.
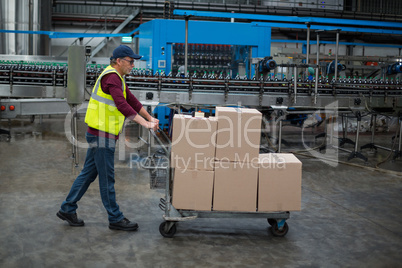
87, 72, 143, 139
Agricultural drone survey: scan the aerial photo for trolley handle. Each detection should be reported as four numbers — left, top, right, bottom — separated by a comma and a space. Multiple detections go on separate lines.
149, 128, 171, 156
157, 127, 172, 146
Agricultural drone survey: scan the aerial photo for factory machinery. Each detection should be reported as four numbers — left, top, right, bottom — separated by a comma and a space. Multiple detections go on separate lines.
1, 60, 402, 110
1, 57, 402, 162
3, 17, 402, 119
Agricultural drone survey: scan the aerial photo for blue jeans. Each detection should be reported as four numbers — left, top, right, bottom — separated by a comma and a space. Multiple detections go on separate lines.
60, 132, 124, 223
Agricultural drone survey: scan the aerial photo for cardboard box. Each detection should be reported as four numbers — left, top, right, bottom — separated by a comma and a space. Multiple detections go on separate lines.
258, 153, 302, 212
172, 168, 214, 211
171, 114, 217, 170
213, 161, 258, 212
215, 107, 262, 162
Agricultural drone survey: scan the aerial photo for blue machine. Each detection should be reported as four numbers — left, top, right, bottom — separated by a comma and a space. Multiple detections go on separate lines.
137, 19, 272, 78
258, 56, 277, 72
326, 60, 344, 74
137, 19, 272, 129
387, 63, 402, 75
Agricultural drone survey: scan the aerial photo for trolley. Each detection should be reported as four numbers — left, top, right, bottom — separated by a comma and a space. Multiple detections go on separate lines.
144, 128, 291, 238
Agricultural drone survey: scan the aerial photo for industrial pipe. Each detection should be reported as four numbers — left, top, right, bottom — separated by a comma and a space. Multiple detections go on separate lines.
184, 16, 189, 75
293, 66, 297, 104
334, 30, 340, 80
314, 31, 322, 104
306, 22, 311, 78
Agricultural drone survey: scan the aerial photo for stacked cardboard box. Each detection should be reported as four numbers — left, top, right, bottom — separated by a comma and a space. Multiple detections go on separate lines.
258, 153, 302, 211
171, 114, 217, 170
213, 107, 262, 212
214, 107, 262, 162
172, 169, 214, 211
213, 161, 259, 212
171, 114, 217, 211
170, 108, 301, 213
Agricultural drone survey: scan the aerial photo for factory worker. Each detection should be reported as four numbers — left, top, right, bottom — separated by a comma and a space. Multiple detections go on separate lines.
57, 45, 159, 231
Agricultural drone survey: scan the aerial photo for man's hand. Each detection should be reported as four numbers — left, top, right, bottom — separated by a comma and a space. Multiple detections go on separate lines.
146, 121, 159, 131
133, 114, 159, 131
150, 117, 159, 126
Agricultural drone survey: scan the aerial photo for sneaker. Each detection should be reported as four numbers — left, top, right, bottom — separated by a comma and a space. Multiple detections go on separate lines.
109, 218, 138, 231
57, 211, 85, 227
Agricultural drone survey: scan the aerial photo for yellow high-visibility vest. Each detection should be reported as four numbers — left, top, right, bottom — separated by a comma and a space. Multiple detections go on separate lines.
85, 65, 127, 135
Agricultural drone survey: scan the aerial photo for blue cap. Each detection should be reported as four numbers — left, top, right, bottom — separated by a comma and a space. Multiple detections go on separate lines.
110, 45, 142, 60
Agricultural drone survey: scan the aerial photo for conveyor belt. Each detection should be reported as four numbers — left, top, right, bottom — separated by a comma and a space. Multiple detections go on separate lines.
1, 64, 402, 118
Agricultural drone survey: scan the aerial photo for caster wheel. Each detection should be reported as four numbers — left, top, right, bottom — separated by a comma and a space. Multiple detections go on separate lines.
159, 221, 176, 238
270, 221, 289, 237
267, 218, 276, 226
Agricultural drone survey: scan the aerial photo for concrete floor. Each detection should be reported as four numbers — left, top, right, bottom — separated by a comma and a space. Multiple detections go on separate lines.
0, 117, 401, 267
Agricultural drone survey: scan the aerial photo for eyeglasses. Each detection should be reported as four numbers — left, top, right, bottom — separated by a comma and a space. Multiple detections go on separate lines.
120, 58, 135, 65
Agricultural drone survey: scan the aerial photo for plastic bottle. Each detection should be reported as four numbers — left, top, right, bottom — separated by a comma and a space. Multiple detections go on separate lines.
282, 75, 287, 87
195, 44, 200, 68
199, 44, 205, 68
218, 72, 224, 80
297, 75, 302, 88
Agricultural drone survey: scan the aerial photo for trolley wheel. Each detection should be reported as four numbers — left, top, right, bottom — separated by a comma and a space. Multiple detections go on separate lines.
159, 221, 177, 238
270, 221, 289, 237
267, 218, 276, 226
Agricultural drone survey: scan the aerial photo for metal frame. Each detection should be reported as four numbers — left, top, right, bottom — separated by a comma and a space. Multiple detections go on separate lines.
0, 98, 70, 119
173, 9, 402, 29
